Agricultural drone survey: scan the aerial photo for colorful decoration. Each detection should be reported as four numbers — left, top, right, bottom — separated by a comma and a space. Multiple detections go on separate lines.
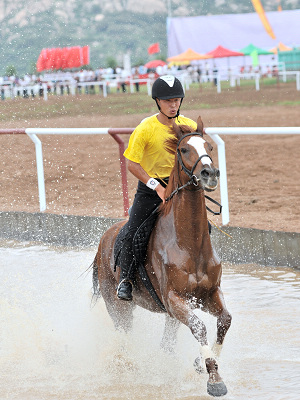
251, 0, 276, 39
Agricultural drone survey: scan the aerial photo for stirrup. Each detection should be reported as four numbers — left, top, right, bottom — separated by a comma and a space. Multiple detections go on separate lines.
116, 278, 133, 301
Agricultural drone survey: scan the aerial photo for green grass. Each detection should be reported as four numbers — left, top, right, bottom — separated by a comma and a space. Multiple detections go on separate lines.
277, 100, 300, 106
0, 81, 299, 123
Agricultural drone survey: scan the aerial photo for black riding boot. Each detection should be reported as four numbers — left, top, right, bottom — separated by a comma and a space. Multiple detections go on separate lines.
117, 239, 135, 301
117, 263, 135, 301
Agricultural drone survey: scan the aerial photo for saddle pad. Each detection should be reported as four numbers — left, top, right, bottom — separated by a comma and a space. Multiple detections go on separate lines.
113, 223, 129, 271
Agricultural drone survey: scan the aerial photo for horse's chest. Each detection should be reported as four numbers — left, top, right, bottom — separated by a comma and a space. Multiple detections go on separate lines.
161, 248, 213, 293
172, 264, 209, 294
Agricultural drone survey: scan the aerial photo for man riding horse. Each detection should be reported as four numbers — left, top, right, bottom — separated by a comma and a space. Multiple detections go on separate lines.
117, 75, 197, 301
95, 93, 231, 396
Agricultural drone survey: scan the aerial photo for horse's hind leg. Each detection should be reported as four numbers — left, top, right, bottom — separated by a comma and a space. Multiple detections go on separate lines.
98, 261, 135, 333
95, 240, 136, 333
160, 314, 180, 353
103, 285, 135, 333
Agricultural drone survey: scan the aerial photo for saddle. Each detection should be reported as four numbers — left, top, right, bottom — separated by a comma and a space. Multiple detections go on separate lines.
114, 206, 166, 312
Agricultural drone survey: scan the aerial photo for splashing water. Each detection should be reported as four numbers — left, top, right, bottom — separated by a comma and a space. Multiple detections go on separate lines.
0, 241, 299, 400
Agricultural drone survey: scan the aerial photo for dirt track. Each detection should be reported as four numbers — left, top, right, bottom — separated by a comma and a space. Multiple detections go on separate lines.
1, 84, 300, 233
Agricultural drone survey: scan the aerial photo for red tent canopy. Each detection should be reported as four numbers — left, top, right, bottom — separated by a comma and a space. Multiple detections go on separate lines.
205, 45, 244, 58
144, 59, 166, 69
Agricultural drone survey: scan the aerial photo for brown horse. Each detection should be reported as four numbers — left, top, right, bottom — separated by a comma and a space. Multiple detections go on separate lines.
93, 116, 232, 397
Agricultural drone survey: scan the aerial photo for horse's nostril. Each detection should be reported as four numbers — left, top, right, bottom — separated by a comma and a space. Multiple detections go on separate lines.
201, 169, 210, 179
216, 169, 220, 178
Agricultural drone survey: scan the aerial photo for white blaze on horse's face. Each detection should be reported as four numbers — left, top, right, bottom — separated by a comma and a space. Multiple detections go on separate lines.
187, 137, 212, 166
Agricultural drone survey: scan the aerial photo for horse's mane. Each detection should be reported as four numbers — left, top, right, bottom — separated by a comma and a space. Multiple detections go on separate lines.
160, 122, 197, 216
164, 123, 195, 155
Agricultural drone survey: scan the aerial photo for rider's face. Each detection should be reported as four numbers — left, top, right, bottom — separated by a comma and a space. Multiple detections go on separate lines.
157, 98, 181, 118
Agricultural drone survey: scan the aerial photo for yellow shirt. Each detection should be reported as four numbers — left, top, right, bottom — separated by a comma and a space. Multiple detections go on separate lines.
124, 114, 197, 178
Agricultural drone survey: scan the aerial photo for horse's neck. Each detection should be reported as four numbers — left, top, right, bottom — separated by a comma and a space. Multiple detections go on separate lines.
171, 188, 211, 250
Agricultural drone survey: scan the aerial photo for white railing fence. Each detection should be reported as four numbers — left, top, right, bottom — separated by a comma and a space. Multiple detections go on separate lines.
1, 127, 299, 225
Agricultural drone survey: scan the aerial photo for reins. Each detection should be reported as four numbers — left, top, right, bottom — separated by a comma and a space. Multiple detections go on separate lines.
165, 185, 222, 216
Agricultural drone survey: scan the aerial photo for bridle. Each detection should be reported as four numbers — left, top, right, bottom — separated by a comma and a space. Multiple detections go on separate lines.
166, 132, 222, 215
176, 133, 213, 186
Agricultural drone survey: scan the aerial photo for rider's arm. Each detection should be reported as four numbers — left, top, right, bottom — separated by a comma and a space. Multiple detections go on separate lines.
127, 160, 165, 203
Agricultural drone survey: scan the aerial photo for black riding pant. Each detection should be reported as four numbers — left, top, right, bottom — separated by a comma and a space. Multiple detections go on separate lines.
119, 179, 167, 279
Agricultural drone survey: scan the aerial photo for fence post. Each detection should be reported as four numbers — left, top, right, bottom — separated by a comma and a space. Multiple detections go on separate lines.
26, 132, 46, 212
217, 75, 221, 93
43, 84, 48, 101
207, 133, 229, 226
255, 73, 260, 91
108, 130, 130, 216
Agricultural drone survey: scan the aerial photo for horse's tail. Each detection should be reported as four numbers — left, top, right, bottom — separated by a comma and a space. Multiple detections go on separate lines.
92, 254, 101, 301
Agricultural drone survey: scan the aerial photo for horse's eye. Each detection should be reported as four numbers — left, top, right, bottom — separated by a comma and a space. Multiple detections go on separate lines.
181, 148, 188, 154
207, 143, 213, 152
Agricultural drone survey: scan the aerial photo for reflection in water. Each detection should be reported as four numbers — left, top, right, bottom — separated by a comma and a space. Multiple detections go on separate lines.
0, 240, 299, 400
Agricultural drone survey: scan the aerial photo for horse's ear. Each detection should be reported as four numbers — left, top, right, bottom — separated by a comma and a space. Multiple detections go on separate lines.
196, 116, 204, 137
172, 120, 183, 140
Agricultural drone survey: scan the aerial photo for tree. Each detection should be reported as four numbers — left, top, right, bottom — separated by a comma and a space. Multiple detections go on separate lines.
106, 56, 117, 69
5, 65, 17, 77
29, 61, 37, 75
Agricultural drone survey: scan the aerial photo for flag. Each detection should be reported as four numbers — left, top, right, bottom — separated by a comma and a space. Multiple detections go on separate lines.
148, 43, 160, 55
251, 0, 276, 39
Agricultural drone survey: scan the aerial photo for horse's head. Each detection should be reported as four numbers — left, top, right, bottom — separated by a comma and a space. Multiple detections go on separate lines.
167, 116, 220, 192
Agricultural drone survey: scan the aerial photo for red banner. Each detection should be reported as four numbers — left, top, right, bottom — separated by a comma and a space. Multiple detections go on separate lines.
82, 45, 90, 65
147, 43, 160, 55
36, 46, 90, 72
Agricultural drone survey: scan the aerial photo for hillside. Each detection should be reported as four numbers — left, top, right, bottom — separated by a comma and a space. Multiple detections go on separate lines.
0, 0, 299, 75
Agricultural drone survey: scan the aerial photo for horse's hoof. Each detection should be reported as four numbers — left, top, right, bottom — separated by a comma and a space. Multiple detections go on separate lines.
116, 281, 133, 301
193, 357, 205, 374
207, 381, 227, 397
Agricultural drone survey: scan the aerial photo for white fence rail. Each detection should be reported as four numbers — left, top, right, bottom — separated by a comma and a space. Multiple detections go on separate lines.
205, 127, 300, 224
22, 127, 300, 226
1, 70, 299, 101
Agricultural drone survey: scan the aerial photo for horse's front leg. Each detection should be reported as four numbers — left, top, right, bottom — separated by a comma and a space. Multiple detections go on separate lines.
205, 287, 232, 358
167, 290, 227, 397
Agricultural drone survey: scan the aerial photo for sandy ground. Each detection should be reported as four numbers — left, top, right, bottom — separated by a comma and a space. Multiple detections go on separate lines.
1, 87, 300, 233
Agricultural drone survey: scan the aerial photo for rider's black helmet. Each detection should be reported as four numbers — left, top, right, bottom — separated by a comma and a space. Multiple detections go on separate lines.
152, 75, 185, 100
